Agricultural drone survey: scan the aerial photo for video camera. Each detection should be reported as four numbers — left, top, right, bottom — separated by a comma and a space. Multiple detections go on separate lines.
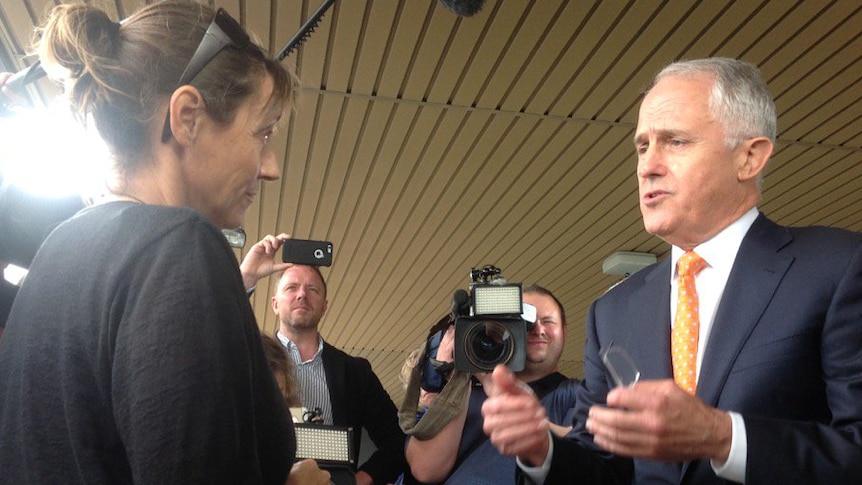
452, 265, 536, 373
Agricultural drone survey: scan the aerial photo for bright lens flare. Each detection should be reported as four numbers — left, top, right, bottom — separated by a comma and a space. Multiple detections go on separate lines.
0, 105, 109, 199
3, 264, 27, 286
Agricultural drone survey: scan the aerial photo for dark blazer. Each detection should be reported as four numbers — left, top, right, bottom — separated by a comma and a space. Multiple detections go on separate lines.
544, 214, 862, 484
322, 342, 407, 484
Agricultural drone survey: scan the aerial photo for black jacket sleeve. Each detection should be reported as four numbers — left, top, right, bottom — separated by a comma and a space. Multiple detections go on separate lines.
324, 344, 407, 484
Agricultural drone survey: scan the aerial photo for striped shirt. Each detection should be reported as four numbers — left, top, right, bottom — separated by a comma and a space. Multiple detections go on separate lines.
276, 332, 334, 425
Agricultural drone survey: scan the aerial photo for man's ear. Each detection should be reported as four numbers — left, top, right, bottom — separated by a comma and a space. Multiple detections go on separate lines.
167, 85, 206, 146
737, 136, 773, 183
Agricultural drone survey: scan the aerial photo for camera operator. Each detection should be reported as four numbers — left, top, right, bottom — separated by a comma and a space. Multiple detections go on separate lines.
405, 285, 579, 484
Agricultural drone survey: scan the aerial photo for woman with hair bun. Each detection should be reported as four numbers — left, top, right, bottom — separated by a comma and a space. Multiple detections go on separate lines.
0, 2, 327, 484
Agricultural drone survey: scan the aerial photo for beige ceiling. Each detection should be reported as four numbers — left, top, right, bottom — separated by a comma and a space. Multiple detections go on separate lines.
2, 0, 861, 406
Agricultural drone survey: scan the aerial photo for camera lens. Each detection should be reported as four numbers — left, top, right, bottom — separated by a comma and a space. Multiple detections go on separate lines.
463, 320, 515, 372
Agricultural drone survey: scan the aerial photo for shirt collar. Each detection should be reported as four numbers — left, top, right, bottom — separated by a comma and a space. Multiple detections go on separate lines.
671, 207, 759, 277
276, 331, 325, 363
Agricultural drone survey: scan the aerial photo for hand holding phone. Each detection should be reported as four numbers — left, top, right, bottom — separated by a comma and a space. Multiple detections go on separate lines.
282, 239, 333, 267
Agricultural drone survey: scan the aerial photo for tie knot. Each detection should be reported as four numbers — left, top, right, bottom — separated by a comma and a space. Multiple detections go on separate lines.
678, 251, 706, 277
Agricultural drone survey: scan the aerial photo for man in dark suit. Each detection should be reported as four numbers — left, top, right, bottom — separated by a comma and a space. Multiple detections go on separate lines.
480, 57, 862, 484
270, 263, 407, 485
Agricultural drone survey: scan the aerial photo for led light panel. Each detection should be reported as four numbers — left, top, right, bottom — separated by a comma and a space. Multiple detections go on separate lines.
294, 424, 355, 465
473, 284, 522, 315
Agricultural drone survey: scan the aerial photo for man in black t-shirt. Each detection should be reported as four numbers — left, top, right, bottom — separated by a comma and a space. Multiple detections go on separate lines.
405, 285, 578, 485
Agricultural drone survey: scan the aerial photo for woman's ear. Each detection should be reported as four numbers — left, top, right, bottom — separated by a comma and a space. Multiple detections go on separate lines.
737, 136, 773, 183
167, 86, 206, 146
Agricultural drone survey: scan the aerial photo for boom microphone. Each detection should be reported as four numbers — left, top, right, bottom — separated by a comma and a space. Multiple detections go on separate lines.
438, 0, 486, 17
3, 0, 333, 92
277, 0, 336, 60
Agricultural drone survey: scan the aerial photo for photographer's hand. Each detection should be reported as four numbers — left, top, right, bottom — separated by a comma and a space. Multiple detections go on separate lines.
436, 325, 455, 363
473, 371, 494, 390
239, 233, 293, 291
285, 458, 330, 485
354, 470, 372, 485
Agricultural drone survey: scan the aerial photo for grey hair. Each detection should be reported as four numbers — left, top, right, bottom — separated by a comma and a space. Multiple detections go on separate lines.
651, 57, 777, 148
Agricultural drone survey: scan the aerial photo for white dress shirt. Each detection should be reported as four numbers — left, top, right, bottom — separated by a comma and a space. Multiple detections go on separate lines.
276, 332, 334, 425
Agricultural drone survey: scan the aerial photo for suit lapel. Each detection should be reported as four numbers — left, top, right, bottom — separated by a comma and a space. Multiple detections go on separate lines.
322, 343, 347, 425
628, 260, 674, 381
696, 215, 794, 406
677, 215, 793, 482
623, 265, 687, 484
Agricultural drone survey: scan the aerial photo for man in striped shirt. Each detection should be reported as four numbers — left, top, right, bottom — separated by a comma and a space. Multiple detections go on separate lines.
271, 264, 407, 485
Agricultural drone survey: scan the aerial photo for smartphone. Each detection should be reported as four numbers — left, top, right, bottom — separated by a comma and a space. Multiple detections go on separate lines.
282, 239, 333, 266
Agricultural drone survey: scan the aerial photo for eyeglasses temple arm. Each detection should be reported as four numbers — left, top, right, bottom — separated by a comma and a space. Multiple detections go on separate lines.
176, 23, 234, 86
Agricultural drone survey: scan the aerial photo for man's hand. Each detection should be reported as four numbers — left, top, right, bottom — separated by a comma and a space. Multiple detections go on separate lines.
481, 365, 550, 467
239, 233, 293, 291
436, 325, 455, 362
355, 469, 373, 485
285, 459, 330, 485
586, 379, 732, 462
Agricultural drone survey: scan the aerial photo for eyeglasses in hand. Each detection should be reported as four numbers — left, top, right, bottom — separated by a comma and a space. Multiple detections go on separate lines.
600, 343, 640, 388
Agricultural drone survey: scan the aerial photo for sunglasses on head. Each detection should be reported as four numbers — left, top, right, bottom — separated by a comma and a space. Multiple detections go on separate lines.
160, 8, 252, 143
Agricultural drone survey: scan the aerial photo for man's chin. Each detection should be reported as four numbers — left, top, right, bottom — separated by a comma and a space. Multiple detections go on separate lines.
287, 319, 318, 330
642, 214, 676, 239
526, 355, 546, 365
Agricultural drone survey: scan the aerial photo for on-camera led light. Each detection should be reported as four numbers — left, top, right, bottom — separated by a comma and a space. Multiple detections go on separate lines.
473, 284, 522, 315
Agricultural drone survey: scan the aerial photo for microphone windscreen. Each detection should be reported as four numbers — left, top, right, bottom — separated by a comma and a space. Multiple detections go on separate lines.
451, 289, 471, 315
438, 0, 486, 17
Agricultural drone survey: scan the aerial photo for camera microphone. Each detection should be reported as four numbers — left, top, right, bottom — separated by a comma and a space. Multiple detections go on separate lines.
302, 407, 325, 424
438, 0, 486, 17
451, 289, 470, 317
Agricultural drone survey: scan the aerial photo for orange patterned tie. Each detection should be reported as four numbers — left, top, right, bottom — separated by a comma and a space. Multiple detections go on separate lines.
672, 251, 707, 395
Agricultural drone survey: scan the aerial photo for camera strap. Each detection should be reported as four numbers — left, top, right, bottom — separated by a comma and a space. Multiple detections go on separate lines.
398, 336, 471, 440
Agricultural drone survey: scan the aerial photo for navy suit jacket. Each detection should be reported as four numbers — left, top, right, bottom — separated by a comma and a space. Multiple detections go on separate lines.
322, 342, 407, 484
543, 214, 862, 484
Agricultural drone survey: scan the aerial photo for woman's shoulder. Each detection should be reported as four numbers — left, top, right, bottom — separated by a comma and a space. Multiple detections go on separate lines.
74, 202, 222, 245
42, 202, 232, 272
78, 201, 210, 230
